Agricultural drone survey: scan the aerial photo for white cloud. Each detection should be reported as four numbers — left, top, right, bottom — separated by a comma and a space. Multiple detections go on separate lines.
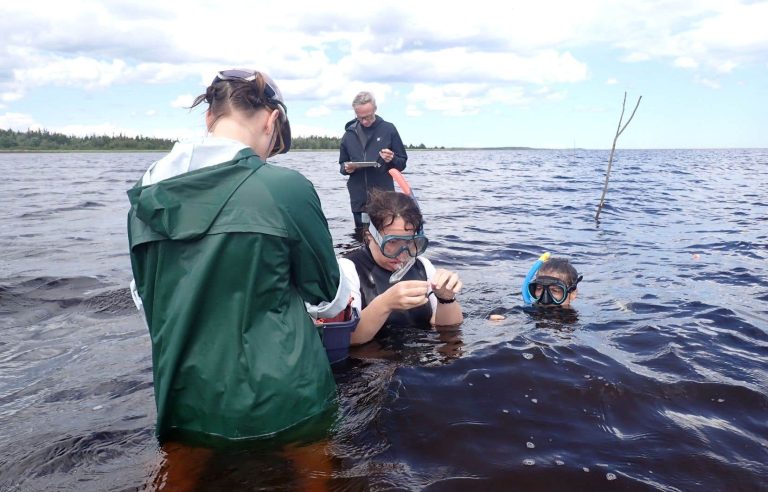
339, 48, 589, 85
0, 112, 40, 131
674, 57, 699, 69
405, 107, 424, 117
306, 106, 331, 117
714, 60, 737, 73
406, 83, 531, 116
544, 91, 567, 102
1, 90, 24, 102
291, 123, 341, 138
1, 0, 764, 102
14, 57, 129, 89
611, 1, 768, 72
0, 0, 765, 148
171, 94, 195, 109
694, 76, 721, 89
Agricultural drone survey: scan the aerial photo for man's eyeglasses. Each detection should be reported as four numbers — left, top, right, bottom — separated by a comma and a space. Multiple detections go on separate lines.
212, 69, 291, 156
368, 223, 428, 259
356, 113, 376, 123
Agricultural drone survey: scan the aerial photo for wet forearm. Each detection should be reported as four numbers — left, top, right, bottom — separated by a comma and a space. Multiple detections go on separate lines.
350, 295, 392, 345
433, 301, 463, 326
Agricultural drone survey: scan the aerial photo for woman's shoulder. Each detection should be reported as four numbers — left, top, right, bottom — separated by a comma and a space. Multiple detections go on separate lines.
255, 164, 317, 196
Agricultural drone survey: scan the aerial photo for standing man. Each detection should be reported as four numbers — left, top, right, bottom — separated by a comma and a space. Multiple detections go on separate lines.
339, 91, 408, 230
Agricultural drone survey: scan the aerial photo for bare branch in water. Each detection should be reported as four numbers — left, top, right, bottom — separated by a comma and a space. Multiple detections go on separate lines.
595, 92, 642, 223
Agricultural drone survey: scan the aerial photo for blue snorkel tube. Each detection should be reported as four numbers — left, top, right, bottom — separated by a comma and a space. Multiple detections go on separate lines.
522, 252, 551, 305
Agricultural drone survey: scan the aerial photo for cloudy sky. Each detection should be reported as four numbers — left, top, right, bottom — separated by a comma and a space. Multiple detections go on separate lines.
1, 0, 765, 149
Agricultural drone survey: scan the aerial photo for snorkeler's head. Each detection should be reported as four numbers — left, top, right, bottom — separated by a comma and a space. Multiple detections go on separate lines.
529, 258, 581, 306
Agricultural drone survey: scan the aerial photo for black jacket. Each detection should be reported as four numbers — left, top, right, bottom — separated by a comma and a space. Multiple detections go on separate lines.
343, 246, 432, 330
338, 116, 407, 212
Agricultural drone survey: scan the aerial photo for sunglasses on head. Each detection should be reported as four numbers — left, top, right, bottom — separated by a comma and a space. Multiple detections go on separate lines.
212, 69, 291, 156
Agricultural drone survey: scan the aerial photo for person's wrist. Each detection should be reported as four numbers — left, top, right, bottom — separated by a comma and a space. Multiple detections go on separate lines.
435, 294, 456, 304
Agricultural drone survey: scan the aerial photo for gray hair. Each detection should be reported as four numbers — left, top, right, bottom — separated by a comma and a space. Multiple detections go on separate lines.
352, 91, 376, 109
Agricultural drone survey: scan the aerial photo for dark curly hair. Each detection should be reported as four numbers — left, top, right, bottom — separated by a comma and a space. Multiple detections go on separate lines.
364, 189, 423, 232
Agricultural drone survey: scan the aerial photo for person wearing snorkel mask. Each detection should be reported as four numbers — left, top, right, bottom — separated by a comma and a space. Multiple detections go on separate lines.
338, 190, 464, 345
527, 258, 582, 308
127, 69, 341, 444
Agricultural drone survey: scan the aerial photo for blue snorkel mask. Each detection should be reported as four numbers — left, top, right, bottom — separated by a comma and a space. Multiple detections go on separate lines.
522, 252, 550, 304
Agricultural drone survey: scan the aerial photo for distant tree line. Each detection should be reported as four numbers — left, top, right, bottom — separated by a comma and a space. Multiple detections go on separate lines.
292, 135, 339, 149
0, 128, 443, 151
0, 129, 175, 151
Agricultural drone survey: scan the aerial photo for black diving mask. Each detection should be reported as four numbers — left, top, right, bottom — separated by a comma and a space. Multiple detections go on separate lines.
528, 275, 582, 305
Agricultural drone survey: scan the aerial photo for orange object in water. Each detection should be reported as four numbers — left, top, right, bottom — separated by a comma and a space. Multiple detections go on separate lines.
388, 168, 412, 196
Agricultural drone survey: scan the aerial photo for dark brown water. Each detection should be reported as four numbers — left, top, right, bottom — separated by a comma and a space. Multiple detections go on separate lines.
1, 149, 766, 491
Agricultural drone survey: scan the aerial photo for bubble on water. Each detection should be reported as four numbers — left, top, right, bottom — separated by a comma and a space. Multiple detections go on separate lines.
468, 383, 473, 386
584, 374, 591, 379
555, 460, 565, 466
502, 409, 509, 414
606, 473, 617, 481
523, 459, 535, 466
717, 398, 725, 403
523, 353, 533, 360
583, 467, 590, 472
484, 373, 490, 378
526, 442, 535, 449
531, 398, 538, 404
92, 405, 103, 410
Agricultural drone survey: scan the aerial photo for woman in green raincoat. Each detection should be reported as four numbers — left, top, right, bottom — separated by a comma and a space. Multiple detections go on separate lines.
127, 69, 342, 444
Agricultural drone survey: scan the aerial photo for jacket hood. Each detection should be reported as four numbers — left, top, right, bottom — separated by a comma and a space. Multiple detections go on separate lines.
128, 146, 262, 243
140, 137, 248, 186
344, 118, 358, 132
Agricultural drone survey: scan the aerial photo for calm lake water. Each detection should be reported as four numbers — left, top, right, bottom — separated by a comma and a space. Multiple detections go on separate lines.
1, 149, 766, 491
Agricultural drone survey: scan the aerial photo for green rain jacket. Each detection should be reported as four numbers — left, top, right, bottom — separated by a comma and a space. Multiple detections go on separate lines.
127, 147, 339, 443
